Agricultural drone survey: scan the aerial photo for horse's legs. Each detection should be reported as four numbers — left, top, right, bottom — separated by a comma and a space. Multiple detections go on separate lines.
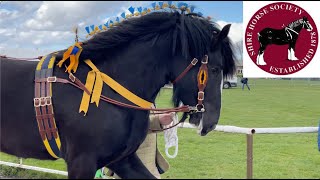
256, 43, 267, 65
288, 48, 292, 60
128, 152, 160, 179
109, 153, 157, 179
67, 154, 97, 179
289, 41, 299, 60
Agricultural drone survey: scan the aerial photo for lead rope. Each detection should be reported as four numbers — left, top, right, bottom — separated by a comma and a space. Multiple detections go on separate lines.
163, 112, 179, 158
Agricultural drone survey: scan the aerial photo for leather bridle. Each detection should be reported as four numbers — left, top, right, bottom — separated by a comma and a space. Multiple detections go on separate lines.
171, 55, 209, 113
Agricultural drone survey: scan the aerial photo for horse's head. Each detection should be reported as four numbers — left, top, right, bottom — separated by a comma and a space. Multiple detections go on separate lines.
302, 16, 313, 32
171, 15, 236, 136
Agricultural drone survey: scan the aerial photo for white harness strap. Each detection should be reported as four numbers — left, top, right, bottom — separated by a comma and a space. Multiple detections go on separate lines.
285, 26, 299, 40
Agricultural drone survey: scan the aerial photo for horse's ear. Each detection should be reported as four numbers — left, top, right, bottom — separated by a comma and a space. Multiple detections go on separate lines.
211, 24, 231, 50
219, 24, 231, 41
303, 16, 308, 21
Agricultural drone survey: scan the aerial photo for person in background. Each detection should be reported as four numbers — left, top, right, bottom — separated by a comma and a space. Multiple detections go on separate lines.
241, 77, 250, 91
95, 112, 176, 179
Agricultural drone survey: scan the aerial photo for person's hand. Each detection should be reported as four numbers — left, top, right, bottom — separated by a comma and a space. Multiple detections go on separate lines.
158, 112, 175, 126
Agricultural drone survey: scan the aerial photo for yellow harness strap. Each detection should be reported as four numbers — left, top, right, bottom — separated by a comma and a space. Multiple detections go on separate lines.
79, 59, 153, 115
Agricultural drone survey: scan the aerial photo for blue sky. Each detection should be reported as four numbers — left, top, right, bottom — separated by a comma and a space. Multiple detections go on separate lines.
188, 1, 243, 22
0, 1, 243, 57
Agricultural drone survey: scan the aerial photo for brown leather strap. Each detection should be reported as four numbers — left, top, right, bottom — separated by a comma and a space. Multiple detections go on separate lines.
41, 99, 52, 140
43, 70, 54, 140
46, 98, 58, 139
35, 76, 91, 95
196, 55, 208, 110
171, 58, 198, 84
34, 98, 46, 141
34, 68, 46, 141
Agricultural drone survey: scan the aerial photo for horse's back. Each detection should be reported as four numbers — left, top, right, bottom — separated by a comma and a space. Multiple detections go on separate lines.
259, 27, 285, 35
0, 58, 53, 159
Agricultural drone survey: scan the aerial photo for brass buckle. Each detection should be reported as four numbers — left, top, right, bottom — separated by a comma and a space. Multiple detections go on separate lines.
201, 55, 208, 64
69, 73, 76, 82
191, 58, 198, 66
45, 96, 52, 105
34, 98, 41, 107
40, 97, 46, 106
198, 91, 204, 101
47, 76, 57, 83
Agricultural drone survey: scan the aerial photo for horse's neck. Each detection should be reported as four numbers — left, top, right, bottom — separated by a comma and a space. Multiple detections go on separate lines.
292, 24, 303, 33
94, 45, 170, 103
284, 24, 302, 36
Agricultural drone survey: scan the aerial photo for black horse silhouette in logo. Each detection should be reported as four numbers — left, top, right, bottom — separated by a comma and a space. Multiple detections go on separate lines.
256, 16, 313, 65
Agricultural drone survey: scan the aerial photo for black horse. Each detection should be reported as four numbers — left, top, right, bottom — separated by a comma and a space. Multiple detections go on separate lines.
256, 16, 313, 65
1, 11, 235, 179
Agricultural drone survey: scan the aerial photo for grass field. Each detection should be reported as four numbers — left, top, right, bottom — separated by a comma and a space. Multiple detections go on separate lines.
1, 78, 320, 179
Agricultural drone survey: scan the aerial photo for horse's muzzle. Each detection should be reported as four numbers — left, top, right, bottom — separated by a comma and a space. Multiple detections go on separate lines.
199, 123, 216, 136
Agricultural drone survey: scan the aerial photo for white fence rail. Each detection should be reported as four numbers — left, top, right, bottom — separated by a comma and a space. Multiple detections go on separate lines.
179, 123, 318, 134
0, 160, 68, 176
0, 124, 318, 179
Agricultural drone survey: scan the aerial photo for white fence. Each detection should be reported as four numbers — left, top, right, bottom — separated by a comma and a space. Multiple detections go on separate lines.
0, 124, 318, 179
179, 123, 319, 179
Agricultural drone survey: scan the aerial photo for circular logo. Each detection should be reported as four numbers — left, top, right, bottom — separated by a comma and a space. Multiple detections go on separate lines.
245, 2, 318, 75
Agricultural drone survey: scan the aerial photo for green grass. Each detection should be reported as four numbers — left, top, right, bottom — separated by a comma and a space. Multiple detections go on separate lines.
1, 79, 320, 179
